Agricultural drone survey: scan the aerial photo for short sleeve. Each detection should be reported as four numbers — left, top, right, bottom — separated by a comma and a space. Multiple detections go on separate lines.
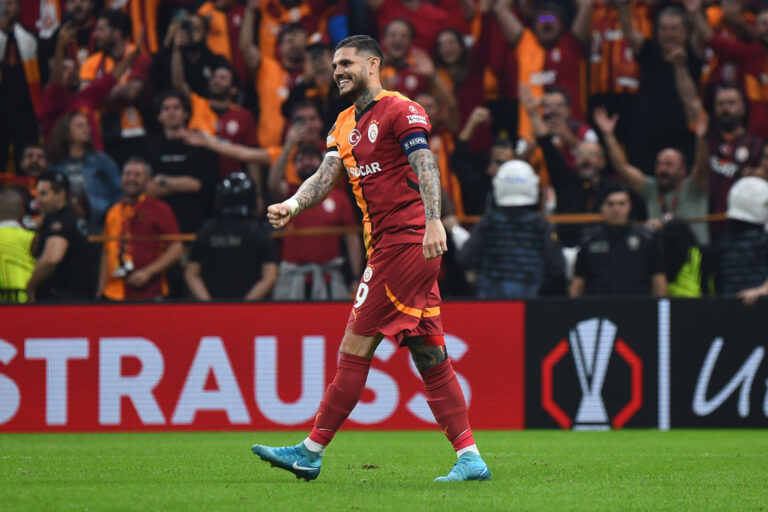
326, 123, 339, 151
188, 223, 211, 263
48, 212, 79, 245
389, 98, 431, 141
574, 246, 589, 278
154, 200, 181, 235
648, 231, 665, 275
641, 175, 658, 201
255, 228, 279, 264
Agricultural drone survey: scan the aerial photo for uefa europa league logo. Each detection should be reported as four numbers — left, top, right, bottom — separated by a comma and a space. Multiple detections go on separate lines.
569, 318, 617, 430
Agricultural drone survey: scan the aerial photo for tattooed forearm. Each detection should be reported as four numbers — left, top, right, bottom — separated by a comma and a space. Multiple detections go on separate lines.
408, 148, 442, 221
293, 155, 344, 213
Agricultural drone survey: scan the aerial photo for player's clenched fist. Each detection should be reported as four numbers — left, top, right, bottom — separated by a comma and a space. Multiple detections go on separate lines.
267, 203, 293, 229
423, 218, 448, 260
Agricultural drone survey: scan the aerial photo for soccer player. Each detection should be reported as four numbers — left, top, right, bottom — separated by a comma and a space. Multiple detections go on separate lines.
253, 35, 490, 483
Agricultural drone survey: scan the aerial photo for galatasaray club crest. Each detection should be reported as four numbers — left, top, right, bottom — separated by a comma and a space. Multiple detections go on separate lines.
368, 122, 379, 143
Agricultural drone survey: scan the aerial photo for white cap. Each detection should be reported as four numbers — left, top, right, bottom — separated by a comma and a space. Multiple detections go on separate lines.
726, 177, 768, 224
493, 160, 539, 206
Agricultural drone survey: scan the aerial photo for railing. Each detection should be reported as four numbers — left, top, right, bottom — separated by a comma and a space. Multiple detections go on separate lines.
87, 212, 728, 244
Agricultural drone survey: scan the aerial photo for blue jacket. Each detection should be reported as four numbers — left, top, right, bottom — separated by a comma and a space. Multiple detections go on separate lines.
50, 152, 122, 234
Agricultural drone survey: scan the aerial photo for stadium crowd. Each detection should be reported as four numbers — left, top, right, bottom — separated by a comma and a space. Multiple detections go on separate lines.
2, 0, 768, 303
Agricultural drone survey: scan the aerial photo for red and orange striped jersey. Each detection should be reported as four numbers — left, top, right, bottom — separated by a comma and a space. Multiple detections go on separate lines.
326, 90, 431, 255
517, 30, 587, 139
589, 0, 652, 96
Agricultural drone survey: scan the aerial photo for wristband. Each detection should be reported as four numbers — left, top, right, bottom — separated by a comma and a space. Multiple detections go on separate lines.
284, 197, 300, 217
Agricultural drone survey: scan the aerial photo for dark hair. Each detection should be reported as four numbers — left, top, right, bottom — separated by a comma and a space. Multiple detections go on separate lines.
156, 89, 192, 117
22, 143, 46, 156
123, 156, 153, 176
47, 112, 94, 164
98, 9, 132, 38
598, 182, 632, 207
543, 86, 571, 106
433, 28, 469, 72
38, 171, 71, 196
192, 13, 210, 35
384, 18, 415, 40
655, 5, 686, 25
278, 23, 307, 45
295, 145, 323, 162
713, 84, 745, 102
211, 62, 240, 90
289, 98, 320, 117
0, 189, 23, 221
335, 35, 384, 64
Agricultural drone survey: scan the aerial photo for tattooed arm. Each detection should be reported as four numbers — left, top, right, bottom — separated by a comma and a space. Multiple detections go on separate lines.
266, 154, 345, 229
408, 148, 448, 260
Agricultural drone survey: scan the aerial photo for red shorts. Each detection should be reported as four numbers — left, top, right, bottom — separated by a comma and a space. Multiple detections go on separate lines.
346, 243, 443, 345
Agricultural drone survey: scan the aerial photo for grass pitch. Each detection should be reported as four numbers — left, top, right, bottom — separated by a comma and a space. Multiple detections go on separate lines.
1, 430, 767, 511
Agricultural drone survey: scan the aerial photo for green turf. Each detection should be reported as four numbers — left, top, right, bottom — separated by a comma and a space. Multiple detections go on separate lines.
1, 430, 767, 511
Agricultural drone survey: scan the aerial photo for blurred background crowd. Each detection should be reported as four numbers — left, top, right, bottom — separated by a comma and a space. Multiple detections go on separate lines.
2, 0, 768, 303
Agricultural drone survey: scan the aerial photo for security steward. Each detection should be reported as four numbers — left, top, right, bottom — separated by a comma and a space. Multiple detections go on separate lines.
570, 183, 668, 297
185, 172, 278, 300
26, 172, 93, 301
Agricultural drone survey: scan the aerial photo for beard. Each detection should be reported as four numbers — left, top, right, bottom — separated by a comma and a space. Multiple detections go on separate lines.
186, 41, 207, 53
657, 175, 677, 193
716, 114, 740, 132
208, 88, 230, 101
337, 76, 366, 100
22, 164, 44, 178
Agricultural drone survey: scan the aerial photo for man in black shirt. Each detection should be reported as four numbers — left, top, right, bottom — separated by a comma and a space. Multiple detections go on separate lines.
26, 172, 93, 301
145, 91, 219, 233
185, 173, 278, 300
617, 0, 703, 173
570, 184, 668, 297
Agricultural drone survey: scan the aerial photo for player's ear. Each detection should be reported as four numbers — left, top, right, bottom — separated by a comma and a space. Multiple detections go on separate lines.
368, 56, 380, 76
